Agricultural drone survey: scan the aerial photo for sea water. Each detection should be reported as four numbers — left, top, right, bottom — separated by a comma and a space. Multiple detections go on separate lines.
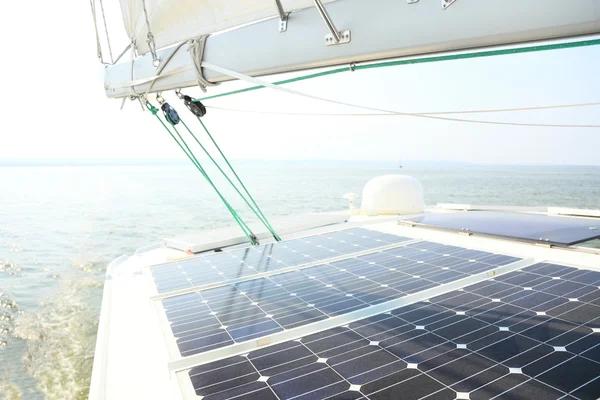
0, 162, 599, 399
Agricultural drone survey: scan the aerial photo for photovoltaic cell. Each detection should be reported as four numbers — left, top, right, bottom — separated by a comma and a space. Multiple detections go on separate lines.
152, 228, 409, 294
162, 241, 520, 357
404, 211, 600, 246
186, 262, 600, 399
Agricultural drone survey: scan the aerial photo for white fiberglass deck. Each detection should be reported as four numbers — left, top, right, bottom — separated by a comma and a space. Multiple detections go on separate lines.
89, 208, 600, 400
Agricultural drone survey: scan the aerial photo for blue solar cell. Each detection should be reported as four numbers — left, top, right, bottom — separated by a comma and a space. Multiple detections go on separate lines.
228, 319, 282, 342
177, 331, 233, 355
270, 363, 350, 399
562, 269, 600, 286
249, 341, 316, 376
275, 309, 328, 330
332, 348, 406, 385
390, 278, 438, 294
163, 240, 521, 358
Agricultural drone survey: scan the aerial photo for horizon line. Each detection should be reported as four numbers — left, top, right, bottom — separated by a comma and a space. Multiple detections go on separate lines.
0, 158, 598, 167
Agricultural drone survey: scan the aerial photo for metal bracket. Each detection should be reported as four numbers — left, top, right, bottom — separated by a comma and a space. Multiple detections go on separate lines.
279, 16, 289, 32
274, 0, 290, 32
146, 33, 160, 68
313, 0, 350, 46
326, 30, 351, 46
442, 0, 457, 9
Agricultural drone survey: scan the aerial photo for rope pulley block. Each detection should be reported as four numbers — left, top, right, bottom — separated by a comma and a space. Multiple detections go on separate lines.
145, 94, 280, 245
183, 95, 206, 118
161, 103, 180, 125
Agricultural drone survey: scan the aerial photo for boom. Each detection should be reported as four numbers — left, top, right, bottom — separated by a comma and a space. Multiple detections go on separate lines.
104, 0, 600, 98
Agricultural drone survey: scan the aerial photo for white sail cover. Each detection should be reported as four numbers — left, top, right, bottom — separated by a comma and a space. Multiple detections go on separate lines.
120, 0, 334, 55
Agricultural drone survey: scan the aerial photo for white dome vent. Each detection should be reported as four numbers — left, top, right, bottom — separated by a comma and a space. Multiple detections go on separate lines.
361, 175, 424, 215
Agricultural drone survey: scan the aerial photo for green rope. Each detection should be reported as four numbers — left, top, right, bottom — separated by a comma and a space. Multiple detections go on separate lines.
147, 103, 251, 239
179, 118, 281, 241
146, 101, 258, 245
197, 118, 280, 241
169, 122, 257, 245
194, 38, 600, 102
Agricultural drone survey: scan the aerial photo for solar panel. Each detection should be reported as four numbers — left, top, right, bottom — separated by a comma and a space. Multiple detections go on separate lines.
184, 262, 600, 399
152, 228, 410, 294
162, 241, 521, 357
402, 211, 600, 246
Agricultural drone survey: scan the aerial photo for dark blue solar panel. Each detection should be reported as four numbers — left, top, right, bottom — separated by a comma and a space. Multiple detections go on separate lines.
187, 262, 600, 400
404, 211, 600, 246
152, 228, 409, 294
163, 241, 520, 357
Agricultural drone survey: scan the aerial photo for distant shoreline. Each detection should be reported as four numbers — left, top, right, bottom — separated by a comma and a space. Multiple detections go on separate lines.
0, 159, 597, 167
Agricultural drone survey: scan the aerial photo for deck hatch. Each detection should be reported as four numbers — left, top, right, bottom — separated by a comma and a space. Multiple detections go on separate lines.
402, 211, 600, 246
152, 228, 410, 294
162, 241, 520, 358
184, 262, 600, 399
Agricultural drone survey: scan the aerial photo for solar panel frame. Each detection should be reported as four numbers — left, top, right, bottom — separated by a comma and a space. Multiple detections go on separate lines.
401, 211, 600, 246
176, 261, 600, 400
157, 240, 527, 370
149, 227, 414, 297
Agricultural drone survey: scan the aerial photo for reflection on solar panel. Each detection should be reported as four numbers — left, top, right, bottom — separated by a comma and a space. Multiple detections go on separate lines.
186, 262, 600, 399
162, 241, 520, 357
152, 228, 409, 294
404, 211, 600, 246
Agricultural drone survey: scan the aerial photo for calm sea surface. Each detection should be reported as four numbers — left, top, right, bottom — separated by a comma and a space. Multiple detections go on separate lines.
0, 163, 599, 399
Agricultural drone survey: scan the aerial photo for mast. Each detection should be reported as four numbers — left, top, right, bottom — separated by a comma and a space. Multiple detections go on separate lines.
105, 0, 600, 98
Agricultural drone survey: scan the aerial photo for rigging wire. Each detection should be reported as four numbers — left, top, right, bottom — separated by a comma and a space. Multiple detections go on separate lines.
178, 115, 281, 241
199, 61, 600, 129
204, 101, 600, 117
99, 0, 114, 64
89, 0, 114, 64
112, 42, 133, 65
89, 0, 103, 63
141, 0, 160, 67
193, 116, 281, 241
145, 101, 259, 245
173, 92, 280, 241
206, 107, 600, 128
186, 38, 600, 128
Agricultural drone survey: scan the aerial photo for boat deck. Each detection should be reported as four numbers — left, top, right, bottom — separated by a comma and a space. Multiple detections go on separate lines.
89, 207, 600, 400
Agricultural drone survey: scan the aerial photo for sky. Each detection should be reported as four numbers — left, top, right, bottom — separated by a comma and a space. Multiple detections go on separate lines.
0, 2, 599, 165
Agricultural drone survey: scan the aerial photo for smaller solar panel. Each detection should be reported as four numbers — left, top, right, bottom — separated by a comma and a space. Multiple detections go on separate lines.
403, 211, 600, 246
152, 228, 408, 294
186, 262, 600, 400
163, 241, 520, 357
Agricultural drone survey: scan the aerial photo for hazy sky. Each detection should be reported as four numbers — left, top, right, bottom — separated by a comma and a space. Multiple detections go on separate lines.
1, 2, 599, 164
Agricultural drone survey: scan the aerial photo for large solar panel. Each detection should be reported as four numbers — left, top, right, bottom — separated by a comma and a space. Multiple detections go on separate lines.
402, 211, 600, 246
162, 241, 520, 357
152, 228, 409, 294
184, 262, 600, 399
